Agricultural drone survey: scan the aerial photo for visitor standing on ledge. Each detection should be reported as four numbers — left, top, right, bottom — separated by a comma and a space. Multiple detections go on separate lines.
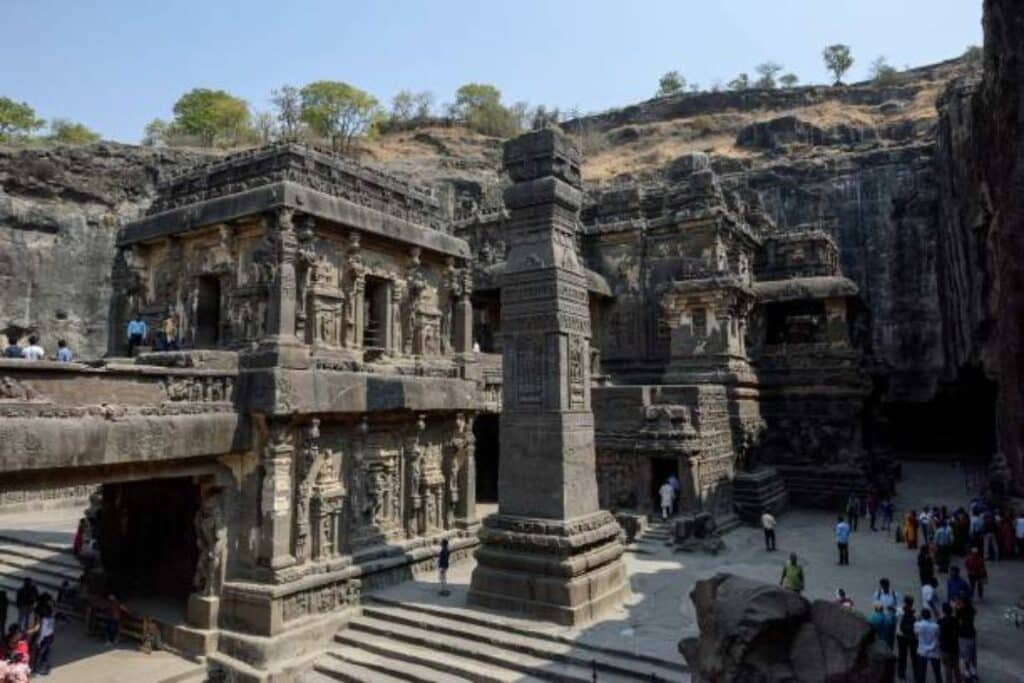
761, 511, 777, 551
22, 336, 44, 361
126, 314, 147, 356
780, 553, 804, 593
438, 539, 451, 597
3, 336, 22, 358
836, 515, 852, 565
55, 339, 73, 363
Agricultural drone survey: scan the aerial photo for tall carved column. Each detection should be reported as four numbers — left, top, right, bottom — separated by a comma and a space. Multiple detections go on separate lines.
454, 263, 474, 353
453, 412, 477, 528
255, 207, 309, 368
468, 129, 628, 625
260, 418, 297, 570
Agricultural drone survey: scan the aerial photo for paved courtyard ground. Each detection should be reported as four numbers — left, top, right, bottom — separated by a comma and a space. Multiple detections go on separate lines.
382, 462, 1024, 682
2, 460, 1021, 681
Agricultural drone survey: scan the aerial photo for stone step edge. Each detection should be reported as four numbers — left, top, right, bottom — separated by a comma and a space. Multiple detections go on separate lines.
340, 619, 596, 683
0, 553, 83, 580
335, 631, 554, 683
315, 652, 415, 683
0, 543, 84, 569
0, 534, 75, 556
325, 646, 471, 683
361, 603, 682, 681
368, 595, 688, 674
0, 566, 71, 592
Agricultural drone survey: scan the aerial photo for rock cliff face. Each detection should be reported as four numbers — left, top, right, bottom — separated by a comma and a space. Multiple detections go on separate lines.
934, 0, 1024, 488
0, 144, 209, 358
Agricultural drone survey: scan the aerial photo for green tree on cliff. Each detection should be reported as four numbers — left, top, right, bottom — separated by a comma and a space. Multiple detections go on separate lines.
822, 44, 854, 85
869, 56, 901, 85
779, 73, 800, 88
171, 88, 251, 147
450, 83, 521, 137
754, 62, 783, 89
727, 73, 750, 91
656, 70, 686, 97
300, 80, 381, 153
271, 85, 304, 141
48, 118, 101, 144
0, 97, 44, 142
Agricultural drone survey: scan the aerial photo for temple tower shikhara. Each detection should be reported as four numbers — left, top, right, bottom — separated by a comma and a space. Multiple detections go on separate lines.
469, 129, 629, 624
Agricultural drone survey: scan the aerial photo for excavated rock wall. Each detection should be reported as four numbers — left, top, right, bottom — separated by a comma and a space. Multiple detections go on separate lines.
0, 144, 209, 359
934, 0, 1024, 488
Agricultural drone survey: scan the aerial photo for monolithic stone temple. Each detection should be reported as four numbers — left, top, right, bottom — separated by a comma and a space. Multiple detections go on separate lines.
0, 128, 878, 679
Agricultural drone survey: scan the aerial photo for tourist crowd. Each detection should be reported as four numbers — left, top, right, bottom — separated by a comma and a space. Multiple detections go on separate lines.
772, 492, 1024, 682
0, 578, 68, 679
3, 336, 73, 363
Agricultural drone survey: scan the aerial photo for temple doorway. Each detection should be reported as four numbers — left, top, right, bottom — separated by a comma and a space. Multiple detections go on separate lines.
98, 477, 200, 600
363, 276, 390, 349
195, 276, 221, 347
474, 414, 500, 503
650, 457, 678, 515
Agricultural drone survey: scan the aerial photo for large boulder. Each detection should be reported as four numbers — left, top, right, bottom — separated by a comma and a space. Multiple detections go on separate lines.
680, 573, 894, 682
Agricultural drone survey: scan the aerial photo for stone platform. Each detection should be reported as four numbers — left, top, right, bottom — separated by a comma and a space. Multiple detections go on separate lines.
732, 467, 789, 523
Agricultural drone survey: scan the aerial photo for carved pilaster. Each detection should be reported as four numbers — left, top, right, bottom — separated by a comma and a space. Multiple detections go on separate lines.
405, 414, 426, 537
255, 208, 309, 368
294, 419, 322, 563
260, 418, 296, 570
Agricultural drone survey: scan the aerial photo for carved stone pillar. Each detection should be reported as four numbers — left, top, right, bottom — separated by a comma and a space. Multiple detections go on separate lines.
469, 129, 628, 626
255, 208, 309, 368
405, 414, 426, 537
260, 418, 297, 570
455, 413, 477, 528
454, 264, 474, 353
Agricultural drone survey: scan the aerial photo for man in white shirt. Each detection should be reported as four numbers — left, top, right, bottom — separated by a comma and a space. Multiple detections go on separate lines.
658, 481, 675, 520
914, 609, 942, 682
23, 335, 44, 361
762, 512, 777, 551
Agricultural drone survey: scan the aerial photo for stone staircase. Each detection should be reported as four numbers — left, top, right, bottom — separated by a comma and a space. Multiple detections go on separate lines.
639, 518, 675, 546
304, 596, 689, 682
0, 534, 81, 605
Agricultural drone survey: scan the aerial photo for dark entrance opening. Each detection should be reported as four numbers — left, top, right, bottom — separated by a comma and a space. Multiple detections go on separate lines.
99, 477, 200, 600
474, 413, 500, 503
363, 276, 389, 349
196, 276, 221, 347
650, 457, 678, 515
764, 300, 826, 345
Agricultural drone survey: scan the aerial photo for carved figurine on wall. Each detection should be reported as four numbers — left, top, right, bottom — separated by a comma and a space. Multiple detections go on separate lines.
193, 491, 227, 597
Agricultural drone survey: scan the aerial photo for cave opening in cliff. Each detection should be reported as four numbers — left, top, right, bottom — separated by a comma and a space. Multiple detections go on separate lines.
195, 276, 221, 347
881, 366, 996, 464
474, 413, 500, 503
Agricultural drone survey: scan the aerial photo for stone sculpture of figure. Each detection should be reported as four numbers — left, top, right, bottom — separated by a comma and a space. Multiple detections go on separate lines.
193, 492, 227, 597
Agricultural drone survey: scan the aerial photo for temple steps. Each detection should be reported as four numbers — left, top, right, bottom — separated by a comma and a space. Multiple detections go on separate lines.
310, 597, 688, 682
0, 536, 80, 605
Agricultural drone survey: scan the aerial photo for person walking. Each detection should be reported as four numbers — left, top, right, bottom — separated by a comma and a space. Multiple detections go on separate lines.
938, 603, 962, 683
934, 520, 953, 574
868, 602, 896, 649
905, 511, 919, 550
896, 596, 920, 681
981, 512, 999, 561
882, 498, 895, 532
658, 480, 675, 520
874, 578, 900, 612
846, 494, 862, 532
126, 314, 148, 356
953, 512, 970, 556
32, 599, 55, 676
917, 545, 936, 586
22, 336, 44, 361
963, 548, 986, 601
780, 553, 805, 593
1015, 509, 1024, 559
952, 596, 977, 682
918, 509, 933, 546
914, 609, 942, 683
3, 335, 23, 358
946, 566, 971, 603
867, 492, 879, 532
667, 473, 681, 514
161, 311, 180, 351
14, 580, 37, 631
761, 511, 777, 551
921, 578, 941, 618
836, 515, 852, 565
438, 538, 451, 597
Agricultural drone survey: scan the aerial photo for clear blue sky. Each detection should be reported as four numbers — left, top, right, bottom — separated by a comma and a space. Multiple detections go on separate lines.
1, 1, 982, 143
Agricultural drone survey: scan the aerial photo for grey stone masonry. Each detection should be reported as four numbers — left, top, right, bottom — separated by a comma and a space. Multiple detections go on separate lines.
468, 129, 628, 625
